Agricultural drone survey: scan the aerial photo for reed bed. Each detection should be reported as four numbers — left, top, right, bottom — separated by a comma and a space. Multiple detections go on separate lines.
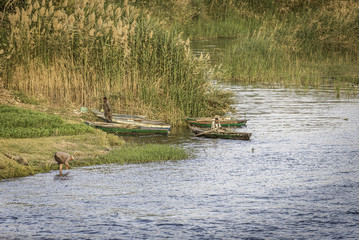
0, 0, 231, 125
136, 0, 359, 91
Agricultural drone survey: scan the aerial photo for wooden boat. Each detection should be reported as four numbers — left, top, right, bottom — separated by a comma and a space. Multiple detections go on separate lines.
85, 121, 169, 135
92, 110, 171, 131
185, 117, 247, 128
189, 126, 251, 140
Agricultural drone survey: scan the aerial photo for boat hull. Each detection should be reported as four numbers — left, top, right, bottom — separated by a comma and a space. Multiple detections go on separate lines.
85, 122, 169, 135
190, 126, 251, 140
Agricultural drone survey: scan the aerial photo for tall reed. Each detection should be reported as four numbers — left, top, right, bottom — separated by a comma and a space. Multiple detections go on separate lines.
0, 0, 231, 125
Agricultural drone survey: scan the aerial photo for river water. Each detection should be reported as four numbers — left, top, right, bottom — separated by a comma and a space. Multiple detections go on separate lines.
1, 84, 359, 239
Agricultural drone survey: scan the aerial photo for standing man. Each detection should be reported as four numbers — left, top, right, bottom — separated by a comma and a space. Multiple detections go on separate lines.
102, 97, 113, 123
54, 152, 74, 176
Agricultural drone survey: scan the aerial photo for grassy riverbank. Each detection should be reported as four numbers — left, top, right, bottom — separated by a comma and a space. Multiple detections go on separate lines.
0, 133, 188, 180
0, 104, 189, 180
0, 136, 188, 180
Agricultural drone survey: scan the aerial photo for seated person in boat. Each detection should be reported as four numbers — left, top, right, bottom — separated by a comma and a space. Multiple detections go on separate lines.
211, 117, 222, 130
54, 152, 74, 175
100, 97, 113, 123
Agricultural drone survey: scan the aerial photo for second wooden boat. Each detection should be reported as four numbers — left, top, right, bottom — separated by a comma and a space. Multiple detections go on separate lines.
190, 126, 251, 140
185, 117, 247, 128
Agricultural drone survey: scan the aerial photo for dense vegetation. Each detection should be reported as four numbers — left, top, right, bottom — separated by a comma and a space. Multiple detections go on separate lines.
136, 0, 359, 91
0, 0, 231, 125
0, 105, 92, 138
1, 0, 357, 124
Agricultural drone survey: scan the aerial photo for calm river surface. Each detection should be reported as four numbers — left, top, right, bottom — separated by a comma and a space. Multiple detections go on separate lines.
1, 85, 359, 239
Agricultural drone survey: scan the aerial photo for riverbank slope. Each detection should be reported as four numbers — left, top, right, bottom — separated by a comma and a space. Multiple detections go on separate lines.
0, 102, 188, 180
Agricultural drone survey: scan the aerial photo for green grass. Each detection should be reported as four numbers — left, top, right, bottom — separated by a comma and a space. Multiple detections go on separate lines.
0, 105, 93, 138
182, 18, 260, 39
0, 158, 36, 179
73, 143, 189, 167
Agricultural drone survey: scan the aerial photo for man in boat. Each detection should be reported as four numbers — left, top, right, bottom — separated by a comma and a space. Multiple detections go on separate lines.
101, 97, 113, 123
211, 117, 222, 130
54, 152, 74, 175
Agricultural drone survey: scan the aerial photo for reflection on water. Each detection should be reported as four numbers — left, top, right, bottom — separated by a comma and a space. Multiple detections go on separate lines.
1, 86, 359, 239
191, 38, 236, 65
53, 172, 72, 181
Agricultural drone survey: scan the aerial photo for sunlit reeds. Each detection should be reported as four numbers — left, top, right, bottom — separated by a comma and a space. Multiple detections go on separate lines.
1, 0, 230, 125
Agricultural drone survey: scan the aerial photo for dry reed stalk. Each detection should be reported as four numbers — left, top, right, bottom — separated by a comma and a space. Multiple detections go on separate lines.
2, 0, 226, 123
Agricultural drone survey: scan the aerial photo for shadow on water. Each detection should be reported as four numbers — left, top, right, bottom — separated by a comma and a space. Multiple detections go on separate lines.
191, 38, 237, 65
53, 172, 72, 181
121, 126, 194, 145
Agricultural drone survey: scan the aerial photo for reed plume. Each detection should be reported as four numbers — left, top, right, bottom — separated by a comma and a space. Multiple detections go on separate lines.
1, 0, 230, 124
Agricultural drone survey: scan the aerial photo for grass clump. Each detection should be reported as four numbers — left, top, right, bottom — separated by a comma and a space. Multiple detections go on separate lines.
0, 105, 93, 138
218, 1, 359, 88
12, 90, 40, 105
0, 157, 35, 179
74, 143, 189, 167
103, 144, 189, 164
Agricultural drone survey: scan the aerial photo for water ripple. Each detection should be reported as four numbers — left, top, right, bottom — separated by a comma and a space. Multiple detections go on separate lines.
1, 86, 359, 239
